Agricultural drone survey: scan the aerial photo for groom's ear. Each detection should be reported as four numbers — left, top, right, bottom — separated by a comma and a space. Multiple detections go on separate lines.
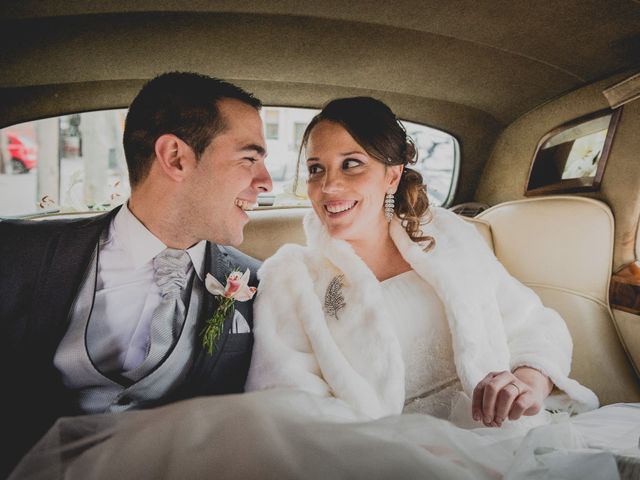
154, 134, 196, 183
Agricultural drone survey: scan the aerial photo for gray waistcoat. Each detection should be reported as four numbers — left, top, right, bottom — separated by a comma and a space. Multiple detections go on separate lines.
54, 244, 203, 414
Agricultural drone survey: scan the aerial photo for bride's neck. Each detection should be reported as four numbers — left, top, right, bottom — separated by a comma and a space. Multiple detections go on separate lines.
348, 231, 411, 282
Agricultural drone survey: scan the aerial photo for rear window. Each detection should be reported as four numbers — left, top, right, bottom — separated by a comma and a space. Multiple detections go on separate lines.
0, 107, 458, 218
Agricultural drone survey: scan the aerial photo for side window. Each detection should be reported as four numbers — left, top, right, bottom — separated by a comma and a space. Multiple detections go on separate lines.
0, 109, 129, 218
403, 120, 459, 207
259, 107, 319, 206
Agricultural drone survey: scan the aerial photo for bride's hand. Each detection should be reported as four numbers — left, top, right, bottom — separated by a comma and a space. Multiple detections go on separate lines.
471, 367, 553, 427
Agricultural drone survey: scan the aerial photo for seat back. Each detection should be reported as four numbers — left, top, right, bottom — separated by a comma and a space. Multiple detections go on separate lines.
242, 208, 308, 260
476, 196, 640, 405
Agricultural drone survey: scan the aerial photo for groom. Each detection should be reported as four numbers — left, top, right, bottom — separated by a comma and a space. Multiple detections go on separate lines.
0, 72, 272, 475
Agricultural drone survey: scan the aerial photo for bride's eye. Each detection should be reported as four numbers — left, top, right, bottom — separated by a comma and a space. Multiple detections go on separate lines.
342, 159, 362, 170
308, 164, 324, 176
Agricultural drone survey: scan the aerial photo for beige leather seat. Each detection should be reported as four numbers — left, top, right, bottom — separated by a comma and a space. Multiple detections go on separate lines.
243, 208, 309, 260
474, 196, 640, 405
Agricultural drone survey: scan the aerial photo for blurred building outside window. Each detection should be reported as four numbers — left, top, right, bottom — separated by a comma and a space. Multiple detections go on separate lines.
264, 109, 280, 140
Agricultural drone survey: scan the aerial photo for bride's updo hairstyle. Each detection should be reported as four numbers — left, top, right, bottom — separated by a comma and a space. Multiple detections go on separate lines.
300, 96, 433, 245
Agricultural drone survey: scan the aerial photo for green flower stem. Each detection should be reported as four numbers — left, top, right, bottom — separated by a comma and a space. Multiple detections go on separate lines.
201, 296, 235, 355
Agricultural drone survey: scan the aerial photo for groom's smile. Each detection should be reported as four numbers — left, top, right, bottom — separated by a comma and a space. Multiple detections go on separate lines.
234, 198, 256, 211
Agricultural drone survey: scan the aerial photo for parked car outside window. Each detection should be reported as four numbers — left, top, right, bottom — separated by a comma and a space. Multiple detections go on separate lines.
6, 132, 37, 173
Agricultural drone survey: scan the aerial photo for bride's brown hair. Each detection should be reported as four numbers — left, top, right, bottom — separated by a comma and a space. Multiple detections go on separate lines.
300, 96, 433, 246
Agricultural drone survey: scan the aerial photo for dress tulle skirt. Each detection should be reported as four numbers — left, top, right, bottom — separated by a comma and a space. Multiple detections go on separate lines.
10, 390, 640, 480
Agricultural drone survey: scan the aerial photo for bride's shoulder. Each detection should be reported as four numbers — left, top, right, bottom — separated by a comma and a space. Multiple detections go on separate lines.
419, 206, 470, 233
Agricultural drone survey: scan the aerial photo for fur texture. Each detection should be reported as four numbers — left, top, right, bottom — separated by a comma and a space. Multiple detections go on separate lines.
246, 207, 599, 419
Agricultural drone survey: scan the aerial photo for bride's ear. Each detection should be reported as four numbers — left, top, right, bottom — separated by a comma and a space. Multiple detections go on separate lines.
386, 165, 403, 192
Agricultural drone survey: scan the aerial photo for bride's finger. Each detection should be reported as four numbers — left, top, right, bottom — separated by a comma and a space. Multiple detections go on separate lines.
472, 372, 499, 421
508, 391, 534, 420
494, 382, 522, 426
481, 371, 513, 425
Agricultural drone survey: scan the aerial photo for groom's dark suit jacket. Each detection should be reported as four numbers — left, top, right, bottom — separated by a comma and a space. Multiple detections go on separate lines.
0, 207, 260, 476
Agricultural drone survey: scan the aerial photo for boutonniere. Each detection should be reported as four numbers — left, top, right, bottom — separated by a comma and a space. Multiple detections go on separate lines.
201, 269, 256, 354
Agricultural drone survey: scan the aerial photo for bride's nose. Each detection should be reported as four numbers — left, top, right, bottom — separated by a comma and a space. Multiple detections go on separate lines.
321, 168, 344, 193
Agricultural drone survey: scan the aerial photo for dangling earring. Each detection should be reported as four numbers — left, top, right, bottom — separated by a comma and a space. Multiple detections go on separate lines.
384, 189, 395, 222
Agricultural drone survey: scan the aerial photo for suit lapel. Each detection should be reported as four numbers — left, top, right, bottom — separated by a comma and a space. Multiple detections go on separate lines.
184, 242, 235, 387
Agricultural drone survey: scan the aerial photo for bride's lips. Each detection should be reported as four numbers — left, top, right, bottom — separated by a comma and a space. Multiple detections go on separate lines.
324, 200, 358, 217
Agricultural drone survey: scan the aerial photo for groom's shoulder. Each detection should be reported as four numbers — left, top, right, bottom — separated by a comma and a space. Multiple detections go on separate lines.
0, 213, 109, 249
217, 244, 262, 273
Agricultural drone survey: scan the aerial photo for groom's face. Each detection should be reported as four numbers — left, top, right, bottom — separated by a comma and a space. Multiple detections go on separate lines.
183, 98, 271, 246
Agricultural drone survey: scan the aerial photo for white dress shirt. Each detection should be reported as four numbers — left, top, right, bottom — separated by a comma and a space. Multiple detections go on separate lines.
90, 204, 206, 374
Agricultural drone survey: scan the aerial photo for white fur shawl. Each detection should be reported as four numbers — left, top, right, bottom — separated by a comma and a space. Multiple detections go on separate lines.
246, 207, 599, 419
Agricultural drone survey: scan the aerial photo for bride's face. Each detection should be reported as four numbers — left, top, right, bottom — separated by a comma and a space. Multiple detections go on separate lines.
305, 120, 402, 243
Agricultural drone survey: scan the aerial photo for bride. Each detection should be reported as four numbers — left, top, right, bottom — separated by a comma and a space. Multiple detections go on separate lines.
245, 96, 598, 427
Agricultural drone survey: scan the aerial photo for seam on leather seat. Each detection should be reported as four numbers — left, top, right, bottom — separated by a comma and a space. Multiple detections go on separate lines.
478, 195, 614, 221
525, 283, 610, 309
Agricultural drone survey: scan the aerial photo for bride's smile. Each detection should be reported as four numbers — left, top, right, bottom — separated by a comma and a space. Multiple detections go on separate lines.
324, 200, 358, 216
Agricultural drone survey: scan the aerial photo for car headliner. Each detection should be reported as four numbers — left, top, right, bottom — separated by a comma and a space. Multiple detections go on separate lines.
1, 1, 639, 124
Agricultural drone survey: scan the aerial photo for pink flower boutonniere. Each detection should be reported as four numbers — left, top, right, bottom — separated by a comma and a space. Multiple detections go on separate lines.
201, 269, 257, 354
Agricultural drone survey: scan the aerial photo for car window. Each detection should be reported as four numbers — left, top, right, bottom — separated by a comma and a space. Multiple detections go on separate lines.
525, 109, 621, 196
16, 135, 36, 149
0, 110, 129, 218
404, 120, 459, 207
0, 107, 458, 218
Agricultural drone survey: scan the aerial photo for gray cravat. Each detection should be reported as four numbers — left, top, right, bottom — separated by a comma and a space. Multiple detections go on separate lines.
124, 248, 192, 381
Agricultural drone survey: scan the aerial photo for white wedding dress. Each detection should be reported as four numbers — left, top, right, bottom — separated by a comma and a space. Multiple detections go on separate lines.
11, 271, 640, 479
10, 390, 639, 480
380, 270, 463, 419
11, 270, 640, 479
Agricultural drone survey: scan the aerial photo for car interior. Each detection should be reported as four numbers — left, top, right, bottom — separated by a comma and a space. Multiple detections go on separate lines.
1, 0, 640, 472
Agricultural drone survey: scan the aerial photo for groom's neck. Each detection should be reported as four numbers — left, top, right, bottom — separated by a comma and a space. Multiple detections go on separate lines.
128, 191, 199, 250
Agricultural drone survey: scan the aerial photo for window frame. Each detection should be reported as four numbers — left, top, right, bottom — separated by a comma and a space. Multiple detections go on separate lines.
525, 108, 622, 196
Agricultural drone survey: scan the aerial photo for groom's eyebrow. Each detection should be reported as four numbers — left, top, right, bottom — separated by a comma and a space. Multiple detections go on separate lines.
240, 144, 267, 157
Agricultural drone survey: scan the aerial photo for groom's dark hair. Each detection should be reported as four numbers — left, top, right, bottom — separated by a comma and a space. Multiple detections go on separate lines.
123, 71, 262, 186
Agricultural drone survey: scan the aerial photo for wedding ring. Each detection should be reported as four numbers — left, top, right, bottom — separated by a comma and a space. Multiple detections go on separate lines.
507, 382, 521, 395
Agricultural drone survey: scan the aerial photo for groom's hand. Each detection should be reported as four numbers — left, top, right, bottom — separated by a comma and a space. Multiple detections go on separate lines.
471, 367, 553, 427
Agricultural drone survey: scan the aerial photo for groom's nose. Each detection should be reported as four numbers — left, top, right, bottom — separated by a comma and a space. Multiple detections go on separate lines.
254, 161, 272, 193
